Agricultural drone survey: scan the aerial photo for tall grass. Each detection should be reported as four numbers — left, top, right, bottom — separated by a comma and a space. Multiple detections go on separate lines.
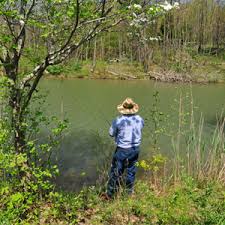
171, 92, 224, 185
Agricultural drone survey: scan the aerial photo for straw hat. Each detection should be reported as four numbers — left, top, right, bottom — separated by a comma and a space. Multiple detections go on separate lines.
117, 98, 139, 114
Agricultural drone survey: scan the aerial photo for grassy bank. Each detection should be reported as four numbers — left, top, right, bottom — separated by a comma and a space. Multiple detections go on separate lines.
1, 178, 224, 224
76, 179, 225, 225
42, 52, 225, 83
89, 180, 225, 225
44, 60, 146, 80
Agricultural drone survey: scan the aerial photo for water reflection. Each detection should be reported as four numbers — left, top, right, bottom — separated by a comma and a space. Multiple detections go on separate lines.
53, 130, 114, 192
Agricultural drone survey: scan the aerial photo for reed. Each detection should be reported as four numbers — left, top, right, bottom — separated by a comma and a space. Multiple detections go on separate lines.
134, 90, 225, 191
170, 92, 224, 185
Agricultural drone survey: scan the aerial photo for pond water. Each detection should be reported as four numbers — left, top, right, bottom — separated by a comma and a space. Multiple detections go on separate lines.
40, 79, 225, 191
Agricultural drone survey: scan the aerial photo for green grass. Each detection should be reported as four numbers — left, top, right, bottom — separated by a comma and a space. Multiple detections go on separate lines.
149, 47, 225, 83
1, 178, 224, 224
191, 55, 225, 83
87, 180, 225, 225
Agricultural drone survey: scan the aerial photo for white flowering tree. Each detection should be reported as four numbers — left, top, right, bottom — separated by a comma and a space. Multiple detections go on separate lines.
126, 1, 179, 72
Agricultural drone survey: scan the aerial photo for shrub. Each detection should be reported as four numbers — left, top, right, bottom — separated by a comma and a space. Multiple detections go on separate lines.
47, 65, 64, 75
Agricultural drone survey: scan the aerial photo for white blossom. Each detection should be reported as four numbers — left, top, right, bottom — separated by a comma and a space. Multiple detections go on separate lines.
149, 36, 162, 41
133, 4, 142, 10
160, 1, 173, 11
140, 17, 147, 23
174, 2, 180, 8
160, 1, 179, 11
19, 20, 25, 26
132, 12, 137, 18
128, 4, 142, 10
130, 16, 148, 27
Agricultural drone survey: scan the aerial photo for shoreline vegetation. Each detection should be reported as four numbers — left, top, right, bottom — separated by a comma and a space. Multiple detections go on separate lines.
1, 178, 224, 224
42, 56, 225, 83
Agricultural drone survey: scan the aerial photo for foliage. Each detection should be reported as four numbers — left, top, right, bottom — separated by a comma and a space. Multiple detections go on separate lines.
149, 91, 167, 148
137, 153, 167, 173
1, 176, 224, 224
63, 60, 89, 77
47, 65, 64, 75
70, 179, 224, 225
0, 90, 68, 222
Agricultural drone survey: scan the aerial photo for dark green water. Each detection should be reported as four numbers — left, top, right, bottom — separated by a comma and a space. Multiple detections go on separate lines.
40, 79, 225, 191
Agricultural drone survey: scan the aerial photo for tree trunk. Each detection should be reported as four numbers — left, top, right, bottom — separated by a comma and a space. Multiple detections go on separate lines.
8, 80, 26, 152
92, 38, 97, 72
198, 0, 205, 53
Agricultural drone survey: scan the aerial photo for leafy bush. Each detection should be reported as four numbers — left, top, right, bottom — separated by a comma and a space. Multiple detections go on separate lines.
47, 65, 64, 75
70, 62, 82, 71
0, 85, 68, 223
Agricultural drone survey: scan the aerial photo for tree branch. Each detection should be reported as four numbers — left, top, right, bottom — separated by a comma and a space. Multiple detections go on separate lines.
14, 0, 36, 59
51, 1, 114, 58
78, 12, 115, 27
19, 0, 27, 17
58, 0, 80, 52
22, 57, 49, 111
3, 15, 16, 40
101, 0, 106, 16
14, 21, 26, 59
0, 56, 5, 64
25, 0, 36, 20
49, 17, 123, 65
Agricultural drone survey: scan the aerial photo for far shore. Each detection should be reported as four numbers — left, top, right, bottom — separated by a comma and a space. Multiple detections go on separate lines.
44, 67, 225, 84
42, 59, 225, 84
1, 59, 225, 84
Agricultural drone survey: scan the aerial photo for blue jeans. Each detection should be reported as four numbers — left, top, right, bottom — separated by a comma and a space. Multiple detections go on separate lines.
107, 146, 139, 197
